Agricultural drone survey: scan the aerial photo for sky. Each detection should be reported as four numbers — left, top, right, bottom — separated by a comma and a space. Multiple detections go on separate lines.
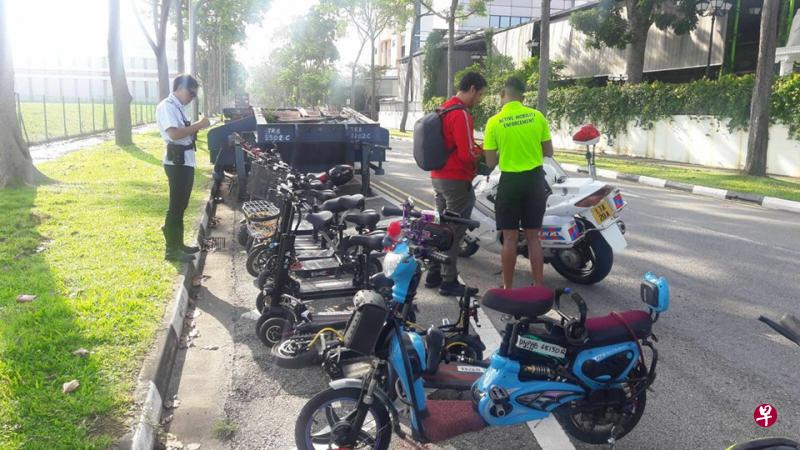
6, 0, 366, 73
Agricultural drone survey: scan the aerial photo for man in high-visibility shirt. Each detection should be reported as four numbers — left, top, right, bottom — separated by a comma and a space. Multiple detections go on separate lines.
483, 77, 553, 288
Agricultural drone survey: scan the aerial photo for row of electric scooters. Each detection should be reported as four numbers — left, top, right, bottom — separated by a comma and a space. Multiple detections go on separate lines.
233, 144, 797, 450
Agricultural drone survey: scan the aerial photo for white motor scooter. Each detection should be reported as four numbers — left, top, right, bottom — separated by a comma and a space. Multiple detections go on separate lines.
472, 131, 627, 284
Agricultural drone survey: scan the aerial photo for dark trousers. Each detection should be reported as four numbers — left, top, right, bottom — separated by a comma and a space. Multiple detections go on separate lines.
164, 164, 195, 249
432, 178, 476, 282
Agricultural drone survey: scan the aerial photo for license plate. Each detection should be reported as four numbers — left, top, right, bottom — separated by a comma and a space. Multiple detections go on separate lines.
591, 201, 614, 224
516, 334, 567, 359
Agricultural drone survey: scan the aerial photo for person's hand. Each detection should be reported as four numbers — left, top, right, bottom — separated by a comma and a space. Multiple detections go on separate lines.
197, 115, 211, 129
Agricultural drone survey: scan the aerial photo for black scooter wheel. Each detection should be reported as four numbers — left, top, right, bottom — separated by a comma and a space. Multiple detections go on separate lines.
256, 291, 267, 314
271, 336, 324, 369
258, 316, 292, 347
443, 336, 484, 361
458, 238, 480, 258
246, 244, 271, 277
237, 222, 249, 247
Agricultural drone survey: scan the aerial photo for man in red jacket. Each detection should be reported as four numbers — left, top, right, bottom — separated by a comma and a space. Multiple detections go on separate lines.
427, 71, 487, 296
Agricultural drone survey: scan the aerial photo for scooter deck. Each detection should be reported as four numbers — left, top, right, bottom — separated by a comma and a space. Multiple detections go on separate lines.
297, 278, 359, 300
421, 362, 487, 391
292, 258, 347, 278
294, 312, 350, 334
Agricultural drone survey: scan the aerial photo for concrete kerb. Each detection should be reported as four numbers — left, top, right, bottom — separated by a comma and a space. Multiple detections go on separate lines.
572, 166, 800, 214
119, 189, 216, 450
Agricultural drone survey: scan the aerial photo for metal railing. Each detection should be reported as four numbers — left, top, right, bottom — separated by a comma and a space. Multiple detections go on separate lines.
14, 93, 157, 145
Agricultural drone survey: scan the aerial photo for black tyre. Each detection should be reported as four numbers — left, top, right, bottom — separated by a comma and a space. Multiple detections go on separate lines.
443, 336, 483, 361
458, 237, 480, 258
295, 387, 391, 450
246, 244, 272, 277
257, 267, 274, 290
550, 232, 614, 284
554, 367, 647, 445
257, 316, 293, 347
256, 291, 268, 314
237, 222, 250, 247
271, 335, 324, 369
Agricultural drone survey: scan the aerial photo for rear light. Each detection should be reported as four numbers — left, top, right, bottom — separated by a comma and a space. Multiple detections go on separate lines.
318, 173, 329, 183
576, 185, 613, 207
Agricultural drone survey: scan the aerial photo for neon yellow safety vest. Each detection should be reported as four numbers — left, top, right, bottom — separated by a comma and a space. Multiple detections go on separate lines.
483, 101, 551, 172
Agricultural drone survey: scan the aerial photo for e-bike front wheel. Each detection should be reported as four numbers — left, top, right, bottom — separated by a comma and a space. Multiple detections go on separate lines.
295, 387, 391, 450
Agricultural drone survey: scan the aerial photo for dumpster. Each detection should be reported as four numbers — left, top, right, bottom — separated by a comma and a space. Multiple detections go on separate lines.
207, 108, 389, 200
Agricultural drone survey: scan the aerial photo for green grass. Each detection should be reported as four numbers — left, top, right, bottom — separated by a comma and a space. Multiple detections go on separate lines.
555, 151, 800, 202
17, 102, 156, 144
388, 128, 413, 139
0, 131, 210, 448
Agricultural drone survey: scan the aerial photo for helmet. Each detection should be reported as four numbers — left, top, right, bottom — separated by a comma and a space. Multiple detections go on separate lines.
327, 164, 354, 186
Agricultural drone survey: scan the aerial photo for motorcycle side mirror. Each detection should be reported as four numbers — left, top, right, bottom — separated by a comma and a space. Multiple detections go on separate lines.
759, 315, 800, 347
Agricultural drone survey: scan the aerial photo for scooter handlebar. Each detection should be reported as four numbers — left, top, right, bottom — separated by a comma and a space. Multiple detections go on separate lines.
429, 251, 451, 265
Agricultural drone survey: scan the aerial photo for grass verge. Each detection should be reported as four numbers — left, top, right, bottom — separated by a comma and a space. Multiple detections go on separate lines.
388, 128, 413, 139
18, 102, 156, 144
555, 151, 800, 202
0, 131, 210, 448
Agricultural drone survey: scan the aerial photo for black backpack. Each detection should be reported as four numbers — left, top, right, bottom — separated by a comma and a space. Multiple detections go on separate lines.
413, 104, 466, 171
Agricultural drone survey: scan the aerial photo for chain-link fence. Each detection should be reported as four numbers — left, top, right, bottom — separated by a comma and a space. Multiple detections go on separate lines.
14, 93, 157, 145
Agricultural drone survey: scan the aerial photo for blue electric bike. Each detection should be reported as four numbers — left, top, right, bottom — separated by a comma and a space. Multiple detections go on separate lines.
294, 248, 669, 448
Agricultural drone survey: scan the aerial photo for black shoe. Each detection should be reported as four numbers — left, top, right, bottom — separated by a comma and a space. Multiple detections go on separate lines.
425, 269, 442, 288
439, 280, 478, 297
181, 244, 200, 253
165, 248, 195, 263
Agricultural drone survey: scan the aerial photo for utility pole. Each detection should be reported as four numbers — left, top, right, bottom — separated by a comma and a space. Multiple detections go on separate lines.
537, 0, 550, 115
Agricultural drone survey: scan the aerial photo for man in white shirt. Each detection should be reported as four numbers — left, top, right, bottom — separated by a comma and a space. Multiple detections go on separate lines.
156, 74, 210, 262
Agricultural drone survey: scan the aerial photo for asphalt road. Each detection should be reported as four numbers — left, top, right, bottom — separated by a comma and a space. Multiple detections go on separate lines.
374, 138, 800, 449
165, 138, 799, 450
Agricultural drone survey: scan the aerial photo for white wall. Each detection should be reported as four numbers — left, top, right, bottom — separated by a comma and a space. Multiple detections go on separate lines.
378, 100, 426, 130
550, 116, 800, 178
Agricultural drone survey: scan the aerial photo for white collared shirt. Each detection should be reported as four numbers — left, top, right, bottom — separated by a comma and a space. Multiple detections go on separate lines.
156, 93, 196, 167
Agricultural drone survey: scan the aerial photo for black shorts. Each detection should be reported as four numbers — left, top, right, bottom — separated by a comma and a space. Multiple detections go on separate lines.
495, 167, 548, 230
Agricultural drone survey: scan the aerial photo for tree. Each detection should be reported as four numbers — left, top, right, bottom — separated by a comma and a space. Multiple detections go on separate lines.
271, 6, 341, 105
327, 0, 412, 119
133, 0, 172, 100
745, 0, 780, 176
399, 9, 422, 132
175, 0, 185, 73
537, 0, 550, 115
108, 0, 134, 145
0, 0, 44, 188
419, 0, 487, 95
195, 0, 268, 113
570, 0, 699, 84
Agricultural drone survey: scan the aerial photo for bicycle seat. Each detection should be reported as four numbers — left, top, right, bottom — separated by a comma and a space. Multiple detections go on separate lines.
584, 310, 651, 347
344, 210, 380, 229
321, 194, 365, 214
305, 211, 334, 230
310, 189, 337, 202
344, 233, 386, 252
482, 286, 554, 318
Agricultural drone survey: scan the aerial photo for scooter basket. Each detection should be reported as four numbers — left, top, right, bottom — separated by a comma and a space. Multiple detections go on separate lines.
342, 291, 389, 355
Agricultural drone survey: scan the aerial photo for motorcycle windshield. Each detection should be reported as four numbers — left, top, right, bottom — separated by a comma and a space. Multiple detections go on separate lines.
543, 156, 568, 186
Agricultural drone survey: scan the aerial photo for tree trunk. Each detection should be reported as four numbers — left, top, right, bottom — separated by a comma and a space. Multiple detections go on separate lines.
176, 0, 185, 73
624, 0, 652, 84
745, 0, 780, 176
108, 0, 133, 146
351, 38, 367, 110
447, 0, 457, 95
400, 14, 420, 132
156, 45, 170, 99
537, 0, 550, 114
0, 0, 43, 188
370, 36, 377, 119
